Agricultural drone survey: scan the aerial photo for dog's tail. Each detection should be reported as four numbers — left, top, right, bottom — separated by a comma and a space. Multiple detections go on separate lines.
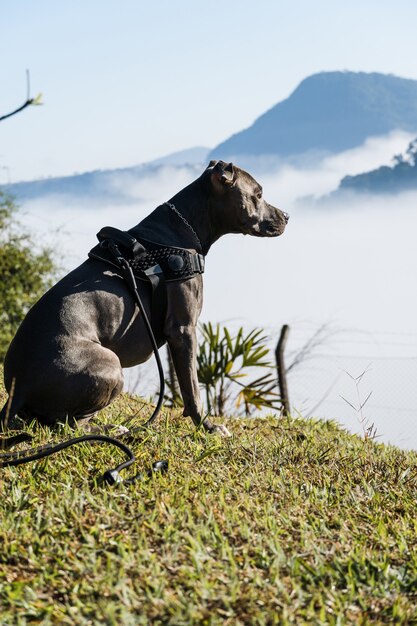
0, 389, 32, 450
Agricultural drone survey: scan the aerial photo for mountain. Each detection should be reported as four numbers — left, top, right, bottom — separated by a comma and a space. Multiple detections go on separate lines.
209, 72, 417, 162
2, 146, 210, 204
337, 137, 417, 194
6, 71, 417, 204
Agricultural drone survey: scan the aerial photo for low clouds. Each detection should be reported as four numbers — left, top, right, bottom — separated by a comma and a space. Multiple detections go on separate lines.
18, 130, 417, 337
258, 130, 415, 205
15, 132, 417, 447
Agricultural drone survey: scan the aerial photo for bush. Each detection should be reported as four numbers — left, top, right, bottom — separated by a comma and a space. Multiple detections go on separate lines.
166, 323, 281, 416
0, 191, 56, 359
197, 322, 281, 416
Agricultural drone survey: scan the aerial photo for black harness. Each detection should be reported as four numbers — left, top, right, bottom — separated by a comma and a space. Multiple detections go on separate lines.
89, 228, 205, 281
89, 226, 205, 333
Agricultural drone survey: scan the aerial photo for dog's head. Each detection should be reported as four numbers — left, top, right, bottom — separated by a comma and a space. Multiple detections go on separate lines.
205, 160, 289, 237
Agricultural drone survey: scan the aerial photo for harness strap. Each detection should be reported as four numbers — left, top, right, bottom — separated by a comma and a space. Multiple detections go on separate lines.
143, 265, 167, 336
97, 226, 146, 257
89, 227, 205, 336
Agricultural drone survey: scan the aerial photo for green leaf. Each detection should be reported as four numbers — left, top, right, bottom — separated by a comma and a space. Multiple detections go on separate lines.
224, 360, 234, 375
31, 92, 43, 106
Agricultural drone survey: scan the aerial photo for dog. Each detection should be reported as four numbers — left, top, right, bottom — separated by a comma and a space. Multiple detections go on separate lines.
0, 160, 288, 438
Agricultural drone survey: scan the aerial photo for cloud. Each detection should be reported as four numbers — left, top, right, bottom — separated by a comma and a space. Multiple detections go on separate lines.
14, 137, 417, 448
19, 130, 417, 310
20, 164, 199, 267
107, 164, 201, 204
259, 130, 415, 205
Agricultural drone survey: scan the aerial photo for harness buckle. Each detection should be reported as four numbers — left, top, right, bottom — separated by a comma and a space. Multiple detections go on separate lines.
198, 254, 205, 272
191, 253, 205, 273
107, 240, 127, 267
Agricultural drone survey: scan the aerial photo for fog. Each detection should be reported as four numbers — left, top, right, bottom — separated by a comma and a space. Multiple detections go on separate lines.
18, 131, 417, 449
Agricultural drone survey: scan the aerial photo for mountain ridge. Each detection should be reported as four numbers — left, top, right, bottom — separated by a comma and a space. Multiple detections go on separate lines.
337, 137, 417, 194
1, 146, 210, 204
5, 71, 417, 203
209, 71, 417, 161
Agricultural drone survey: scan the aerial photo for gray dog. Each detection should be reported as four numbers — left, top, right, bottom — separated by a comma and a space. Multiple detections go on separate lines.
0, 160, 288, 438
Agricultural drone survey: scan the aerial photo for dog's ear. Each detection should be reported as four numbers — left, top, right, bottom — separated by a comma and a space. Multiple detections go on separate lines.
210, 161, 236, 188
221, 162, 235, 185
207, 160, 218, 169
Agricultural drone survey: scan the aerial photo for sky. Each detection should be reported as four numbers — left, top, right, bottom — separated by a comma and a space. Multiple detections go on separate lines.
2, 1, 417, 447
2, 0, 417, 182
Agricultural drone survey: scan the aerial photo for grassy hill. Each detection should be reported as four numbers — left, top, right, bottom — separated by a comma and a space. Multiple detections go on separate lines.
1, 383, 417, 625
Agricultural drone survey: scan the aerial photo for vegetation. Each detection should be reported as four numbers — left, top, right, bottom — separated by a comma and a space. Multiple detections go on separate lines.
1, 379, 417, 624
340, 137, 417, 194
0, 192, 56, 359
166, 323, 280, 416
197, 323, 280, 416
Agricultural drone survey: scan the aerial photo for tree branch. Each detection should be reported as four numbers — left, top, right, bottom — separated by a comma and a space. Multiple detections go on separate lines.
0, 70, 42, 122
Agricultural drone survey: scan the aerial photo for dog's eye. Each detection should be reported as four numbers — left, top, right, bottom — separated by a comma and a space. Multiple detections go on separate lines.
256, 192, 262, 200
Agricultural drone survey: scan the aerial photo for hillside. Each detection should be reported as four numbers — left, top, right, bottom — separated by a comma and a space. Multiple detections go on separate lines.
339, 137, 417, 194
210, 71, 417, 161
1, 146, 209, 204
1, 383, 417, 623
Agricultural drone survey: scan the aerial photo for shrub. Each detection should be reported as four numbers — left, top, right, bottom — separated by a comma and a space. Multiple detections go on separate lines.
0, 191, 56, 359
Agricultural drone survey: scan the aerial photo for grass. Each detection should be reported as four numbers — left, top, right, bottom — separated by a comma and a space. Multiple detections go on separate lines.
1, 384, 417, 625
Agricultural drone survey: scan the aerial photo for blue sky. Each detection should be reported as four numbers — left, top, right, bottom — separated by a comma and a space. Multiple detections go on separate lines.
2, 0, 417, 181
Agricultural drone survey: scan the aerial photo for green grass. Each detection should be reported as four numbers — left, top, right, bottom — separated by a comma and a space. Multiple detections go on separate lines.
1, 385, 417, 625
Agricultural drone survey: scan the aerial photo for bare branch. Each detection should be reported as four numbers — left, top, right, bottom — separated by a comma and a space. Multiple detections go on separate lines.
0, 70, 42, 122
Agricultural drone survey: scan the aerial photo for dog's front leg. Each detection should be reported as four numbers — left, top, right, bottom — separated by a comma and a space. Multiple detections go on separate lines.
167, 325, 231, 437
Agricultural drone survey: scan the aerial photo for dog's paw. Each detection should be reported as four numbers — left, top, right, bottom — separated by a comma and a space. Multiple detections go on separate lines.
78, 421, 130, 437
109, 424, 130, 436
200, 417, 232, 437
209, 424, 232, 437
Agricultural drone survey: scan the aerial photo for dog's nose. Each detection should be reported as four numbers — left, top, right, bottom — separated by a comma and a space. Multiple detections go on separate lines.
283, 212, 290, 223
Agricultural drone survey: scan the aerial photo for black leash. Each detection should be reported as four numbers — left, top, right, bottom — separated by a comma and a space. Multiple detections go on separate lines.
0, 433, 168, 485
0, 233, 168, 485
106, 239, 165, 431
